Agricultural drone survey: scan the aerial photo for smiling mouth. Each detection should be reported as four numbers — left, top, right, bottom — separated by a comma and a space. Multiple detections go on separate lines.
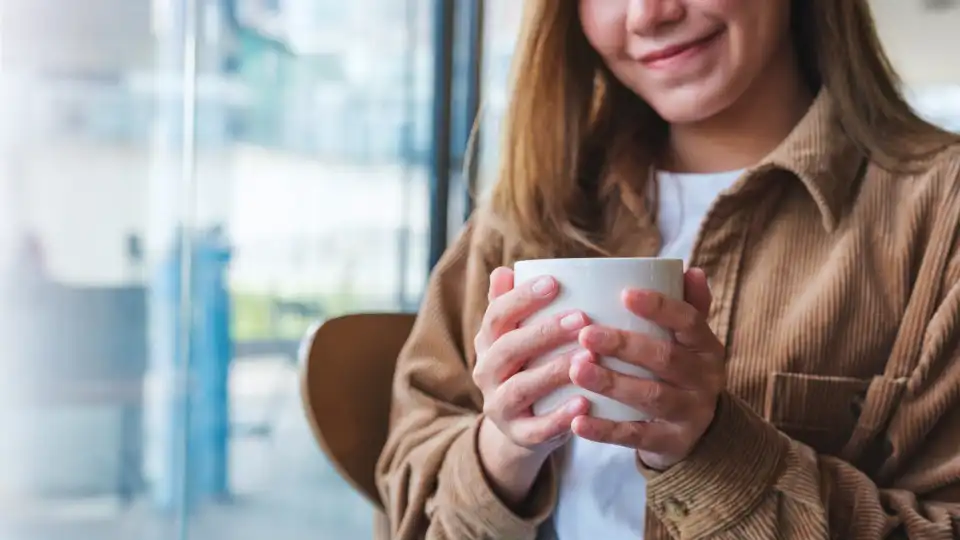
639, 29, 725, 65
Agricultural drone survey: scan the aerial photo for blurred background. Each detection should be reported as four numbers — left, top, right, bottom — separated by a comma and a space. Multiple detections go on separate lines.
0, 0, 957, 539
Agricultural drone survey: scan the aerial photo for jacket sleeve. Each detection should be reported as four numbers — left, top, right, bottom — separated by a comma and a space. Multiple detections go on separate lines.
641, 241, 960, 538
375, 217, 558, 540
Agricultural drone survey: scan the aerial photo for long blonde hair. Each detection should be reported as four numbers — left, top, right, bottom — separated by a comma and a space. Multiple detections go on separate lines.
487, 0, 954, 259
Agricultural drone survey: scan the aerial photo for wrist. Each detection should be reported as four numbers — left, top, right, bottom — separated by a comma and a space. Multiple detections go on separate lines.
478, 417, 550, 509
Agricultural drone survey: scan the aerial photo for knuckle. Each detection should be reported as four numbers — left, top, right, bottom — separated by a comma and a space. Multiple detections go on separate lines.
656, 341, 675, 369
473, 347, 500, 387
642, 381, 664, 405
593, 367, 614, 393
473, 332, 485, 355
502, 382, 528, 413
485, 388, 513, 419
613, 332, 632, 358
535, 320, 556, 341
604, 329, 623, 354
551, 356, 573, 382
486, 309, 507, 334
471, 362, 486, 388
678, 309, 699, 333
625, 423, 645, 445
490, 339, 519, 369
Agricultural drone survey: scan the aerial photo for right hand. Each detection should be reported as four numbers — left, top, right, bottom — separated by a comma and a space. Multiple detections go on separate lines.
473, 266, 592, 464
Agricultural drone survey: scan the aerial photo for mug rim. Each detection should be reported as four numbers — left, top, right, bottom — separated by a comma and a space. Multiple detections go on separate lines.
515, 257, 683, 265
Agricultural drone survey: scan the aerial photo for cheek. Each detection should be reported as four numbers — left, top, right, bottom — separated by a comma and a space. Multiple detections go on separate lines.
578, 0, 625, 58
729, 1, 793, 75
691, 0, 746, 14
726, 0, 792, 47
700, 0, 792, 78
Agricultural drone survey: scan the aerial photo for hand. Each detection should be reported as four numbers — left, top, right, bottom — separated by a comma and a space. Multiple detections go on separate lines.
473, 266, 591, 505
568, 268, 726, 471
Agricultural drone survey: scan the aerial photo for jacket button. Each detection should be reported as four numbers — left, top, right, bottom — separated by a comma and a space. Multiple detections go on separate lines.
663, 497, 689, 520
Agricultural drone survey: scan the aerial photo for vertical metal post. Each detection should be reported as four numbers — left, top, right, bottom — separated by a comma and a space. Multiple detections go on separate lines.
396, 0, 417, 309
428, 0, 455, 272
176, 0, 200, 532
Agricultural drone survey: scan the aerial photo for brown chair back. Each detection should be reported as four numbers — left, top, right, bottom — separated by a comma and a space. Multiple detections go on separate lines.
300, 312, 416, 509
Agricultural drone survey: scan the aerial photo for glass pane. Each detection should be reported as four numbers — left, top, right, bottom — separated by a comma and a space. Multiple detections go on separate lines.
0, 0, 432, 539
908, 87, 960, 132
0, 1, 166, 539
217, 1, 432, 538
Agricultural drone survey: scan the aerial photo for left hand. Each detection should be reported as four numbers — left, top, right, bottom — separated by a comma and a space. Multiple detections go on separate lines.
568, 267, 726, 471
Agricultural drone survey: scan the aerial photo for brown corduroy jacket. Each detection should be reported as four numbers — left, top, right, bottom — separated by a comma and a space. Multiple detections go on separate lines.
375, 92, 960, 539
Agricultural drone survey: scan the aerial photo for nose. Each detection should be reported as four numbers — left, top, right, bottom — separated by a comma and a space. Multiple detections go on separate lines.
626, 0, 685, 34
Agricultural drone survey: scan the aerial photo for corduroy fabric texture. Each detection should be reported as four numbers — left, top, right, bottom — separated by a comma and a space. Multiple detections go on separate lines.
375, 92, 960, 539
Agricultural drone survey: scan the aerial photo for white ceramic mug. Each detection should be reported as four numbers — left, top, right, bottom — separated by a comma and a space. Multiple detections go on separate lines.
513, 257, 684, 422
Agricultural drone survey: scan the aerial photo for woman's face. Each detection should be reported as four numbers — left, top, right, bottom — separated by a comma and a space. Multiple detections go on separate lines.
579, 0, 793, 124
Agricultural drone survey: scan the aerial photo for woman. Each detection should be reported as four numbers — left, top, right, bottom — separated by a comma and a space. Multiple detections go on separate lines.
376, 1, 960, 538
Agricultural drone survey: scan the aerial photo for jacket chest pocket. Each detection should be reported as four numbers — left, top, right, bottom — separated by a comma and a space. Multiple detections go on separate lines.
763, 372, 908, 473
763, 373, 872, 457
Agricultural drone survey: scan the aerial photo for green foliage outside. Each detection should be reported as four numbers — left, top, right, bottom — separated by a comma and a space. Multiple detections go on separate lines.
230, 289, 361, 341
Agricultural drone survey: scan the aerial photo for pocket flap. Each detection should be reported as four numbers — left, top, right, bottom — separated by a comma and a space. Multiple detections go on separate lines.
765, 372, 870, 428
763, 372, 871, 455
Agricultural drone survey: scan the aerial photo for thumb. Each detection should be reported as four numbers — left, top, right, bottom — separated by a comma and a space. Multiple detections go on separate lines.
684, 267, 712, 315
488, 266, 514, 302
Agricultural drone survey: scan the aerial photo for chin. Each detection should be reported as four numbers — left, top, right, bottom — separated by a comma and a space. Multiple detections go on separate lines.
643, 86, 739, 125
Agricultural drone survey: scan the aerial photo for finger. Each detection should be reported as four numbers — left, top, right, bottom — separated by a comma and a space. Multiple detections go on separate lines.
577, 326, 701, 388
491, 348, 591, 417
484, 311, 588, 383
475, 275, 559, 352
684, 268, 712, 315
488, 266, 514, 302
569, 359, 691, 420
509, 396, 589, 447
571, 416, 678, 454
622, 289, 713, 348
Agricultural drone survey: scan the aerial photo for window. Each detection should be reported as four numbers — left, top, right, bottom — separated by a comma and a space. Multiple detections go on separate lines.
909, 87, 960, 132
0, 0, 432, 538
4, 1, 956, 540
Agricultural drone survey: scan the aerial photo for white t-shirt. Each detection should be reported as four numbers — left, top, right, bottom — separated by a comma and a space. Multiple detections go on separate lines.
551, 169, 743, 539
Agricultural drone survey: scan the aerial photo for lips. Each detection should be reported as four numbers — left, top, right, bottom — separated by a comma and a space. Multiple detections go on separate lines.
639, 29, 724, 65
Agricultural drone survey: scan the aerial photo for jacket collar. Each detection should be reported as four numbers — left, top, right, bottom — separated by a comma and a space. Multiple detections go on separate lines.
759, 90, 867, 232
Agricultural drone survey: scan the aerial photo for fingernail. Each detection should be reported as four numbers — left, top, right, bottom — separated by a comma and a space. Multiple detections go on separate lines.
571, 349, 593, 365
565, 398, 587, 414
532, 277, 555, 296
560, 312, 585, 330
583, 328, 609, 346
